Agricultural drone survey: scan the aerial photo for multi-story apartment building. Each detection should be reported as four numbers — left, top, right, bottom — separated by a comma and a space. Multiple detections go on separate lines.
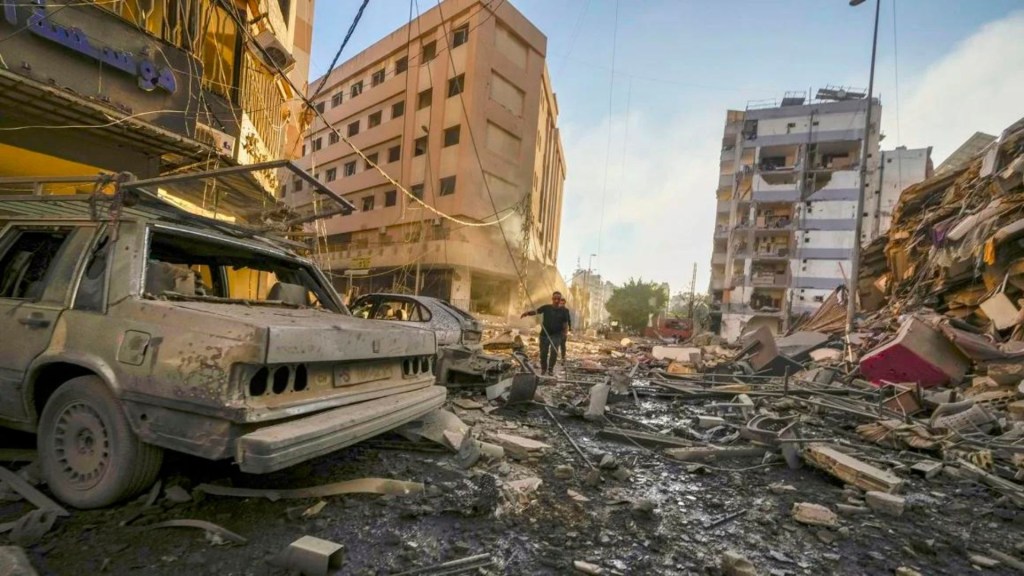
0, 0, 314, 218
285, 0, 566, 316
709, 88, 882, 341
569, 268, 615, 330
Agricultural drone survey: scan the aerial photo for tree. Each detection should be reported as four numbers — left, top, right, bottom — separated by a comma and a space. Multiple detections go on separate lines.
669, 291, 712, 330
605, 278, 668, 332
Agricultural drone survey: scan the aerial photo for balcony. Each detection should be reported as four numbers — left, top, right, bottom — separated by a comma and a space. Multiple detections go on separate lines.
711, 252, 727, 265
717, 199, 731, 213
753, 216, 794, 230
718, 173, 735, 189
750, 270, 790, 287
752, 247, 790, 260
714, 225, 730, 238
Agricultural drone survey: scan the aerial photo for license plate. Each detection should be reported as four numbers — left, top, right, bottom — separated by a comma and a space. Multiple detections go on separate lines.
334, 363, 393, 387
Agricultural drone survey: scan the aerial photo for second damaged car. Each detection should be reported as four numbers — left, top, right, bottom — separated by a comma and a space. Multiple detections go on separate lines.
0, 188, 445, 508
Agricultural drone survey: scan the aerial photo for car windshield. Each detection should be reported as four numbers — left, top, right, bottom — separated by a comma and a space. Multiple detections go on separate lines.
144, 228, 345, 314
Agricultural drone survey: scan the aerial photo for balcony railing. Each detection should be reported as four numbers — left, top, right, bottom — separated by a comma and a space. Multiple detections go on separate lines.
752, 248, 790, 259
754, 217, 793, 230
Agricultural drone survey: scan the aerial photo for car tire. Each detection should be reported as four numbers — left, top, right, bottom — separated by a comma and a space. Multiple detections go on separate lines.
37, 376, 163, 509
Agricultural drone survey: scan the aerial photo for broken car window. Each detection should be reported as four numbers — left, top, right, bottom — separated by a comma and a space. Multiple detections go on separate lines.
0, 228, 72, 300
144, 230, 342, 313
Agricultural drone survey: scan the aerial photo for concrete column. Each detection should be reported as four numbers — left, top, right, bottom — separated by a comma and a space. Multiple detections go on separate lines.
450, 266, 472, 312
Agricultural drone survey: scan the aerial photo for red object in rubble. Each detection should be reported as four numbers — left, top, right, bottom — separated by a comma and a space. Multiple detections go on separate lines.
859, 317, 969, 388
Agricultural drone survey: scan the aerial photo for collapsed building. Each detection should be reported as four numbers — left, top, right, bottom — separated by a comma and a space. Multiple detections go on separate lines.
708, 87, 932, 342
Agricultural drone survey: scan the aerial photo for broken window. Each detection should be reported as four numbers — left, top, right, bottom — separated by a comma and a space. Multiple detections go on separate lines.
312, 137, 323, 152
417, 88, 432, 110
741, 119, 758, 140
0, 228, 71, 300
350, 81, 363, 98
331, 92, 343, 108
371, 69, 385, 86
447, 74, 465, 98
368, 111, 382, 128
144, 230, 339, 311
361, 195, 375, 211
439, 176, 456, 196
443, 125, 461, 147
344, 161, 357, 176
75, 230, 110, 312
395, 56, 408, 74
452, 24, 469, 48
366, 153, 379, 169
326, 168, 337, 182
314, 101, 325, 114
411, 184, 424, 199
422, 41, 436, 62
414, 136, 428, 156
329, 132, 340, 145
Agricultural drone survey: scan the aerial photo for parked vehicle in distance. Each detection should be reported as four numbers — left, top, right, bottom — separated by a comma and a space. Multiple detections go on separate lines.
0, 191, 445, 509
350, 293, 512, 383
644, 313, 694, 342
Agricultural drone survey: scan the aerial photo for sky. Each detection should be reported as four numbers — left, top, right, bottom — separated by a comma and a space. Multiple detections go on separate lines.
309, 0, 1024, 296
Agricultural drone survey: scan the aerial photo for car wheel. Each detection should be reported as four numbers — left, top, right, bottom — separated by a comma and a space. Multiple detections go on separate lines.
38, 376, 163, 509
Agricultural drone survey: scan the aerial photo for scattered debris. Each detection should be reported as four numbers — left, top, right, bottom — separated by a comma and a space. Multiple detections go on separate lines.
196, 478, 424, 501
864, 491, 906, 517
164, 485, 192, 504
0, 466, 69, 517
720, 550, 756, 576
0, 546, 37, 576
144, 520, 247, 545
273, 535, 344, 576
792, 502, 839, 528
803, 444, 904, 493
9, 509, 59, 547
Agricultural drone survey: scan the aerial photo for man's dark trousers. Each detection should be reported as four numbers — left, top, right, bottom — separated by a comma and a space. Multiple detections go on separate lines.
539, 332, 565, 373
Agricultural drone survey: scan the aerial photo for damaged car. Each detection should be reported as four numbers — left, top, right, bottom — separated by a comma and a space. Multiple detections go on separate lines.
0, 190, 445, 509
349, 293, 512, 384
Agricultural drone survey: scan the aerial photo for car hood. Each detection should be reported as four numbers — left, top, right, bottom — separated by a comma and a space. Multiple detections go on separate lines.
165, 302, 436, 363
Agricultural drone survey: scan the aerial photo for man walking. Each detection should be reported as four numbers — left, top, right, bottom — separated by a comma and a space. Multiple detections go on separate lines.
520, 291, 571, 376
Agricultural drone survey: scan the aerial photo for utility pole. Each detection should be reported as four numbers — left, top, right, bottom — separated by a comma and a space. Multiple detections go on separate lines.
847, 0, 881, 336
688, 262, 697, 321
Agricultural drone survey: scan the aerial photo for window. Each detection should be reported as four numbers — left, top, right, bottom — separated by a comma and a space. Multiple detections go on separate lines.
371, 69, 385, 86
452, 24, 469, 47
422, 41, 436, 62
368, 111, 382, 128
443, 125, 461, 147
417, 88, 432, 110
411, 184, 424, 199
347, 121, 360, 137
280, 184, 287, 198
385, 190, 397, 207
439, 176, 456, 196
302, 144, 306, 156
312, 137, 323, 152
0, 229, 71, 300
395, 56, 408, 74
361, 195, 375, 211
414, 136, 428, 156
391, 101, 405, 119
366, 153, 379, 168
314, 101, 325, 114
329, 132, 339, 145
447, 74, 465, 98
329, 232, 353, 246
326, 168, 337, 182
75, 231, 110, 312
350, 81, 363, 98
294, 178, 303, 192
331, 93, 343, 107
388, 145, 401, 163
344, 161, 357, 176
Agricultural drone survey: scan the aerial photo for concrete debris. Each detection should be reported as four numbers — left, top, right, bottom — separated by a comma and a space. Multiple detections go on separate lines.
598, 454, 617, 469
720, 550, 757, 576
567, 489, 589, 503
452, 398, 485, 410
968, 554, 1001, 569
791, 502, 838, 527
507, 477, 542, 493
489, 434, 551, 459
164, 485, 192, 504
0, 466, 69, 518
9, 509, 59, 547
273, 535, 344, 576
554, 465, 574, 479
910, 461, 943, 479
573, 560, 604, 575
652, 346, 702, 363
894, 568, 922, 576
803, 444, 904, 494
864, 491, 906, 517
0, 546, 37, 576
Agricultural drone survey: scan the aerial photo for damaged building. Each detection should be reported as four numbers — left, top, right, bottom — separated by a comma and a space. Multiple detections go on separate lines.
709, 86, 931, 342
285, 0, 567, 318
0, 0, 315, 220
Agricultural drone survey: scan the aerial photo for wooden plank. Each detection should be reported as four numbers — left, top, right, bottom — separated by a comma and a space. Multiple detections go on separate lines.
598, 427, 696, 449
803, 444, 903, 493
0, 465, 69, 517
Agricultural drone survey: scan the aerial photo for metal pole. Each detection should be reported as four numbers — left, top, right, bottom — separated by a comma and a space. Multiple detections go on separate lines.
846, 0, 881, 336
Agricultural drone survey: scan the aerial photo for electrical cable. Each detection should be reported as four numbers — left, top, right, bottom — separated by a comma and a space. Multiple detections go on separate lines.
220, 0, 517, 230
595, 0, 620, 325
309, 0, 371, 101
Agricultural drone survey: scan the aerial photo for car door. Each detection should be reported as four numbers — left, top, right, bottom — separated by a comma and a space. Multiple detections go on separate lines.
0, 224, 92, 423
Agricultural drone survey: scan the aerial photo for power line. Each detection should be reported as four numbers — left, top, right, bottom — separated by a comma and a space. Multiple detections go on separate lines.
309, 0, 371, 101
595, 0, 620, 295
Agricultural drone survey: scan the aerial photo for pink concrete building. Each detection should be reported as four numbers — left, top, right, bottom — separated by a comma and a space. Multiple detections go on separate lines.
284, 0, 566, 316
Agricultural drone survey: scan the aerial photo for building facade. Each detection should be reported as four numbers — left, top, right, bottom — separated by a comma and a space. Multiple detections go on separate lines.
864, 146, 933, 242
285, 0, 566, 317
0, 0, 314, 217
709, 89, 883, 341
569, 268, 615, 330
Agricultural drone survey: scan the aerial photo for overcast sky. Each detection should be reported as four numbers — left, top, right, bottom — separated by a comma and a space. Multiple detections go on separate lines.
310, 0, 1024, 296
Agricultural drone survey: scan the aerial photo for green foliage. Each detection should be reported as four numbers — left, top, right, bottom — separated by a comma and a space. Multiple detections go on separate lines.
605, 278, 668, 332
669, 292, 712, 330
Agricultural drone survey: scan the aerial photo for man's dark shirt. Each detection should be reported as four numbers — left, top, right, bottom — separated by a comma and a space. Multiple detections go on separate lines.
535, 304, 571, 337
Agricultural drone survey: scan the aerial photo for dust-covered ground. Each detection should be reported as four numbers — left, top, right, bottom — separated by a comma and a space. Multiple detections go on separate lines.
2, 375, 1023, 576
